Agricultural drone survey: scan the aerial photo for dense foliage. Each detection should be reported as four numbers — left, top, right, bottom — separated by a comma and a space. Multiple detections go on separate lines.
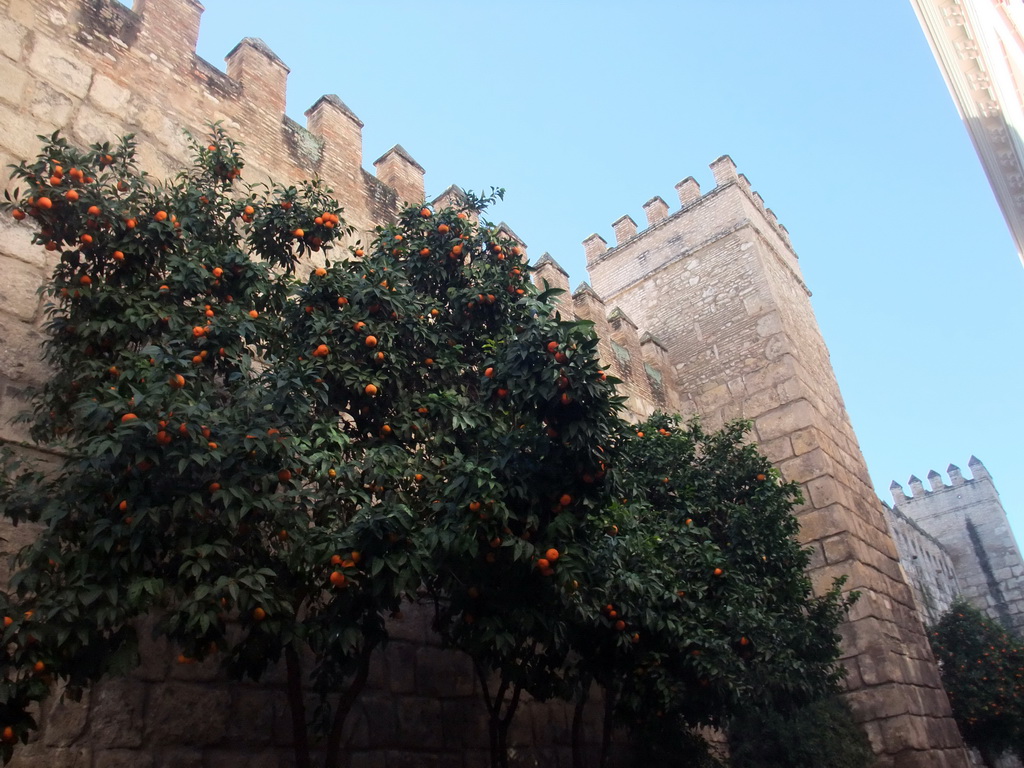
0, 129, 857, 768
930, 599, 1024, 766
729, 695, 875, 768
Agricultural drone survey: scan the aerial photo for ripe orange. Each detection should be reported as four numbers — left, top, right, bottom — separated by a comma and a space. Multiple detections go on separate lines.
614, 620, 626, 631
66, 190, 80, 201
313, 344, 329, 357
353, 321, 366, 332
293, 228, 304, 238
419, 247, 430, 256
278, 469, 293, 482
420, 207, 432, 218
12, 209, 25, 220
315, 267, 327, 277
364, 383, 378, 396
365, 335, 378, 347
79, 275, 92, 286
248, 310, 259, 319
756, 473, 766, 481
120, 413, 137, 423
1, 726, 13, 743
414, 473, 424, 482
155, 210, 168, 222
330, 571, 347, 588
33, 661, 45, 673
469, 501, 482, 513
484, 367, 494, 378
209, 482, 221, 492
545, 548, 559, 562
559, 494, 572, 507
713, 567, 724, 577
437, 224, 449, 233
212, 267, 224, 278
3, 617, 12, 628
113, 250, 124, 261
252, 607, 266, 621
547, 341, 558, 353
537, 558, 550, 569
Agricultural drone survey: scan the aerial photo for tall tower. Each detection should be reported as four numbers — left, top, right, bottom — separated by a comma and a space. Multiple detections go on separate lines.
910, 0, 1024, 268
891, 458, 1024, 634
585, 157, 968, 767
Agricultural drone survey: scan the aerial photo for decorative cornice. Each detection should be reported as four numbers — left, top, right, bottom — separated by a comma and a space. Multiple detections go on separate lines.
910, 0, 1024, 268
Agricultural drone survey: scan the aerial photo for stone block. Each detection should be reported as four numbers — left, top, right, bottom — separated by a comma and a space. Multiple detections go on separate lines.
807, 475, 845, 509
71, 103, 128, 148
0, 218, 46, 268
0, 16, 28, 62
383, 641, 416, 693
225, 689, 275, 746
155, 749, 203, 768
778, 447, 830, 484
89, 679, 146, 748
878, 712, 932, 752
415, 646, 475, 698
29, 78, 74, 125
797, 504, 851, 544
395, 696, 443, 750
43, 688, 90, 747
27, 36, 93, 99
145, 683, 230, 745
0, 253, 44, 322
88, 74, 133, 117
386, 752, 444, 768
857, 646, 906, 686
8, 745, 91, 768
201, 751, 279, 768
441, 698, 489, 750
94, 750, 154, 768
348, 753, 387, 768
754, 398, 815, 441
759, 434, 793, 462
0, 55, 29, 107
845, 686, 911, 723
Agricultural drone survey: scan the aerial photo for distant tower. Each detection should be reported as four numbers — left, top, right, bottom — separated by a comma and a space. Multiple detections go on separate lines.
909, 0, 1024, 268
585, 157, 968, 767
890, 458, 1024, 633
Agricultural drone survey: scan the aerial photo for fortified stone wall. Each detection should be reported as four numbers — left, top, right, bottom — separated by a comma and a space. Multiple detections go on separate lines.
0, 1, 974, 767
0, 1, 624, 766
890, 459, 1024, 634
581, 164, 969, 767
883, 502, 960, 627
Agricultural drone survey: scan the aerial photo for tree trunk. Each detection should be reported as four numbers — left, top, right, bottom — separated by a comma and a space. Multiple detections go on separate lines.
323, 639, 379, 768
598, 686, 616, 768
572, 678, 592, 768
285, 643, 313, 768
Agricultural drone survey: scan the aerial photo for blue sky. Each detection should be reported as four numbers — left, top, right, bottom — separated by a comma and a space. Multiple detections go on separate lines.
192, 2, 1024, 535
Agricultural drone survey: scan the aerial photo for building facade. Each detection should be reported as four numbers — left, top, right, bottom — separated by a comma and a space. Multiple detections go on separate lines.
909, 0, 1024, 268
0, 1, 972, 766
888, 458, 1024, 634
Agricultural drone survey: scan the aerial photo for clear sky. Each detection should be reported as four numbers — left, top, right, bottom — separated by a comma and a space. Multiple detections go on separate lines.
191, 2, 1024, 535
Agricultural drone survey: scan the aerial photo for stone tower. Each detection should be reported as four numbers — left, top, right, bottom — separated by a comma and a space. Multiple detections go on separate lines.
581, 158, 968, 766
891, 458, 1024, 634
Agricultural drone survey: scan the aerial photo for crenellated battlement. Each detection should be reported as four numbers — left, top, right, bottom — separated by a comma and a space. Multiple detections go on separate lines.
29, 0, 427, 232
589, 155, 794, 257
889, 457, 993, 503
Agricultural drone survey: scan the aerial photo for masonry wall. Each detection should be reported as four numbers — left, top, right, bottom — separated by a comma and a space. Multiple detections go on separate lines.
584, 160, 970, 768
891, 459, 1024, 635
0, 2, 626, 766
0, 0, 427, 445
884, 502, 960, 627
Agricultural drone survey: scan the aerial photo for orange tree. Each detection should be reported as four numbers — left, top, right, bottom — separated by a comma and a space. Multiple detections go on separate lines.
929, 599, 1024, 767
556, 416, 855, 767
0, 129, 622, 767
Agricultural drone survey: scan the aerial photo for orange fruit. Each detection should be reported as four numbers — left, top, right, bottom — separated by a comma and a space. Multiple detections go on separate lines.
559, 494, 572, 507
292, 228, 304, 238
614, 620, 626, 631
248, 310, 259, 319
12, 209, 25, 220
1, 726, 13, 742
79, 275, 92, 286
420, 207, 432, 217
120, 413, 137, 422
537, 558, 550, 569
278, 469, 293, 482
330, 571, 347, 588
155, 210, 168, 221
756, 473, 766, 481
713, 567, 724, 577
113, 250, 124, 261
438, 224, 449, 233
33, 661, 45, 673
365, 335, 378, 347
364, 383, 378, 396
547, 341, 558, 353
414, 473, 424, 482
313, 344, 329, 357
252, 607, 266, 621
545, 548, 559, 562
3, 617, 12, 628
484, 367, 494, 378
469, 501, 482, 513
209, 482, 221, 492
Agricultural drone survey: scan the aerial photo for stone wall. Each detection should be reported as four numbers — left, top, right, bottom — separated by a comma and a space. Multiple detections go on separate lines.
9, 604, 624, 768
583, 160, 970, 767
0, 0, 975, 766
884, 502, 960, 627
890, 459, 1024, 634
